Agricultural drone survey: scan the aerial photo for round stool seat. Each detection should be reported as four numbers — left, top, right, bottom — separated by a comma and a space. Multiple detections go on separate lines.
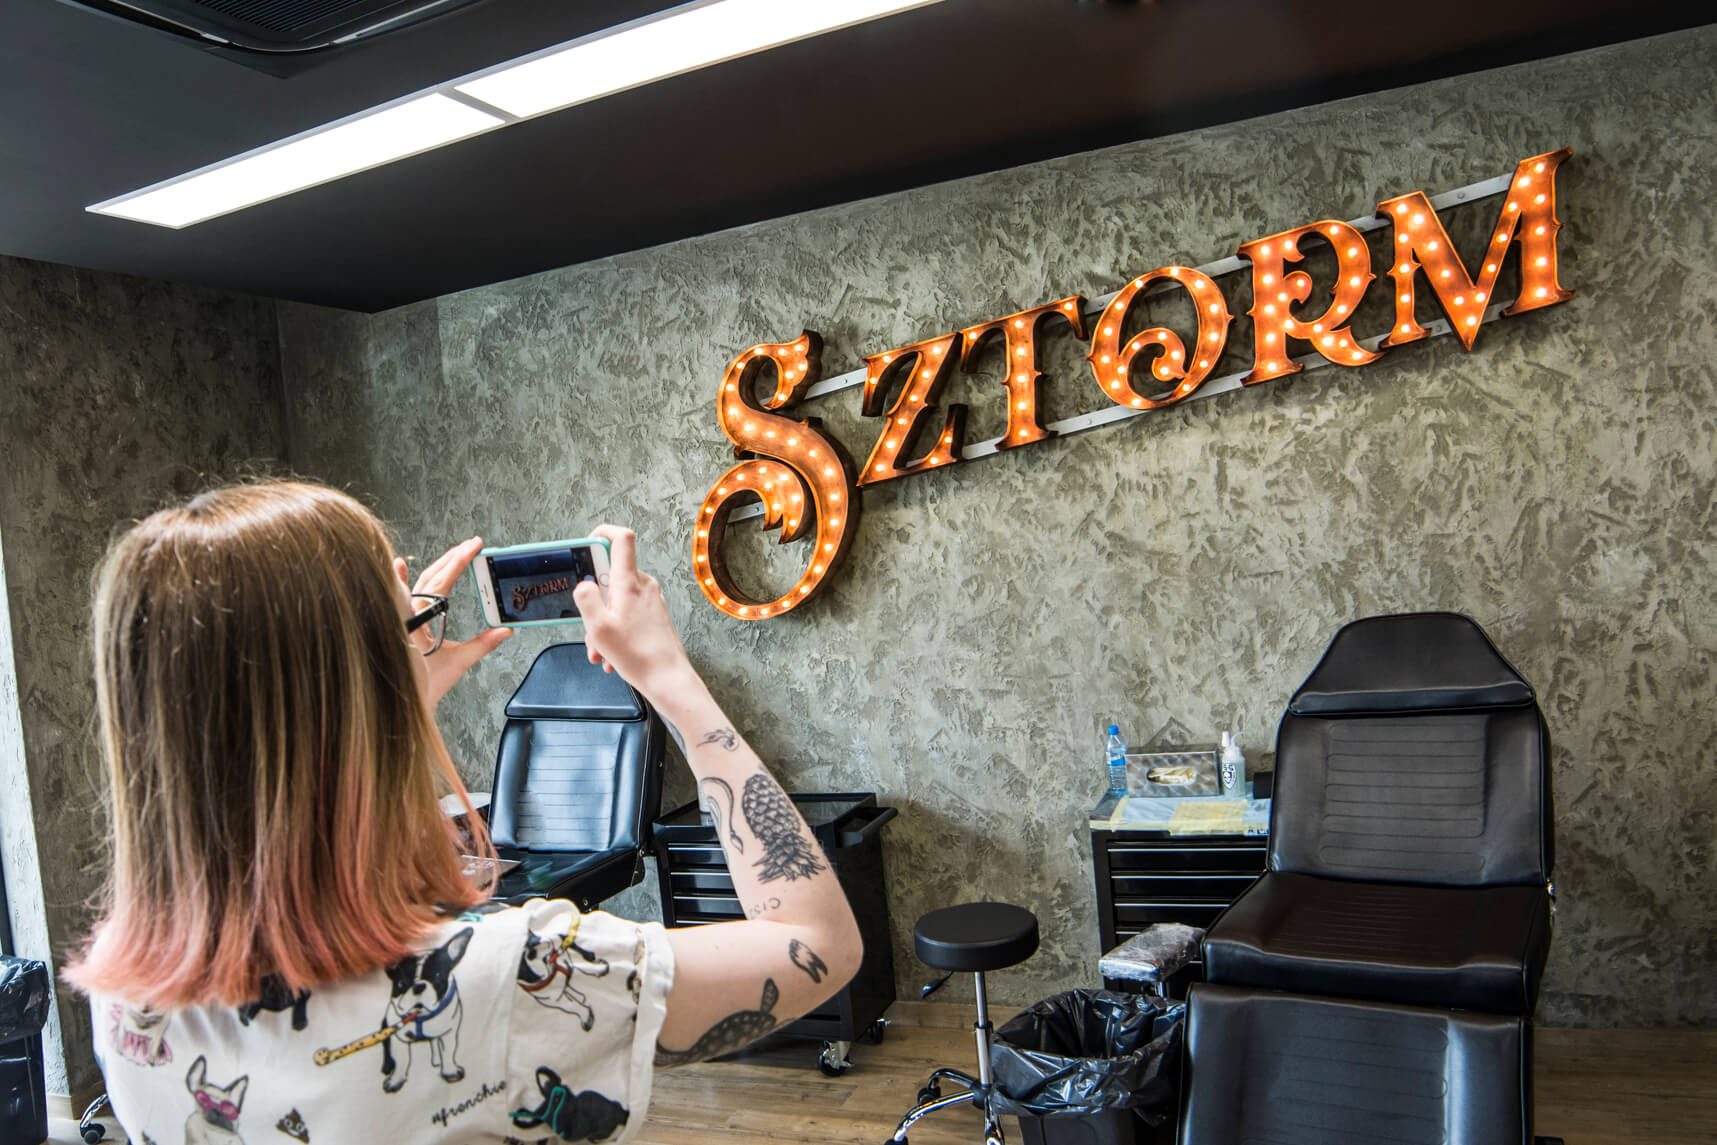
914, 901, 1039, 972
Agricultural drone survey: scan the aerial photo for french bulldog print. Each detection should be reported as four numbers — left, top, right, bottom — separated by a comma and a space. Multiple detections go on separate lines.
380, 927, 472, 1093
108, 1003, 172, 1066
236, 976, 310, 1032
517, 927, 611, 1032
509, 1066, 629, 1143
183, 1055, 248, 1145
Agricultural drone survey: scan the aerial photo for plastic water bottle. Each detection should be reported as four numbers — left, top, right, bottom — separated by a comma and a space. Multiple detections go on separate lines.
1105, 725, 1129, 796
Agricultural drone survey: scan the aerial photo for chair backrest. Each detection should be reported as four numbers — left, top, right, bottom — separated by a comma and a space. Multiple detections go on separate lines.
488, 642, 664, 855
1268, 613, 1553, 887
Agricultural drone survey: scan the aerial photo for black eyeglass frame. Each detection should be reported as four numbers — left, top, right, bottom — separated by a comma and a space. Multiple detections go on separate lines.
406, 593, 450, 655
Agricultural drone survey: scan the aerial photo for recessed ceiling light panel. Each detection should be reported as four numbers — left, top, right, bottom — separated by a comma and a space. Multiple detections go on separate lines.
88, 0, 945, 228
456, 0, 943, 118
89, 94, 504, 228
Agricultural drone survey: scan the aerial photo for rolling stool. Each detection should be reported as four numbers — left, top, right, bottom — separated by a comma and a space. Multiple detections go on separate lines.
889, 902, 1039, 1145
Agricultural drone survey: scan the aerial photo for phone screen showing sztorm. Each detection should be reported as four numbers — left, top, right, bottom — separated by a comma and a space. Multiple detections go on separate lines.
485, 546, 598, 622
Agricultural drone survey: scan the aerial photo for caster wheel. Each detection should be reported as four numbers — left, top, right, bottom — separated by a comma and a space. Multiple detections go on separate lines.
863, 1017, 888, 1045
916, 1083, 940, 1105
817, 1041, 851, 1077
82, 1127, 106, 1144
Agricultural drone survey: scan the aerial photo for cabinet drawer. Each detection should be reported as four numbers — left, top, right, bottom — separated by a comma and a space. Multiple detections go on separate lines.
1110, 871, 1261, 900
1113, 901, 1231, 929
670, 869, 737, 894
670, 893, 743, 920
1104, 842, 1266, 873
663, 844, 729, 868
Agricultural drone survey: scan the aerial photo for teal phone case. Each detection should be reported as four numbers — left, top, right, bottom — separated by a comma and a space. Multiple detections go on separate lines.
472, 536, 610, 629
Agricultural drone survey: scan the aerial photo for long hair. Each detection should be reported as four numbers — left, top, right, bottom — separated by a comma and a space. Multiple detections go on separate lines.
63, 480, 493, 1009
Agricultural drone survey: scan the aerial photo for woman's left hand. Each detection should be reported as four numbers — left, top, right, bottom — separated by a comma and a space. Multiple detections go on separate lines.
395, 537, 512, 707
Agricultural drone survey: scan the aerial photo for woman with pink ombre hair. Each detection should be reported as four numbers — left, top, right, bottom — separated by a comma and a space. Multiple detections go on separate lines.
66, 480, 859, 1143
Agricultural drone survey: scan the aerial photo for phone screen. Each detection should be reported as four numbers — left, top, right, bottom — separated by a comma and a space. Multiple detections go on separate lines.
484, 546, 599, 622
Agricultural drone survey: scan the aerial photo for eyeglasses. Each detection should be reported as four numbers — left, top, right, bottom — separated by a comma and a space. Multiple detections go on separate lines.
193, 1089, 241, 1120
406, 593, 449, 656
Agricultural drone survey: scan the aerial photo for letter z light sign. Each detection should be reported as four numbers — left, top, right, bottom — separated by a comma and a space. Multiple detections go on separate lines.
693, 149, 1575, 621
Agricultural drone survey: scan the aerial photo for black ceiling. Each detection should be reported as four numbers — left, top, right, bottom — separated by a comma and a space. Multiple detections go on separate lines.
1, 0, 1706, 312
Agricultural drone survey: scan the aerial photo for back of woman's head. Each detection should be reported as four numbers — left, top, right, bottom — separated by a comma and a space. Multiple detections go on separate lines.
65, 480, 488, 1009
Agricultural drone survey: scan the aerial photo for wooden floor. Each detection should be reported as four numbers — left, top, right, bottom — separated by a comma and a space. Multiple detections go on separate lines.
640, 1002, 1717, 1145
49, 1001, 1717, 1144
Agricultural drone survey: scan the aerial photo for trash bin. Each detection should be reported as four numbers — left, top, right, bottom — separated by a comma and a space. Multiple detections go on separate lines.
989, 989, 1184, 1145
0, 957, 52, 1145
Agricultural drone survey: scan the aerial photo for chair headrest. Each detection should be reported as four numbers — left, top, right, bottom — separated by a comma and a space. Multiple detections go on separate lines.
1288, 612, 1534, 715
505, 642, 645, 721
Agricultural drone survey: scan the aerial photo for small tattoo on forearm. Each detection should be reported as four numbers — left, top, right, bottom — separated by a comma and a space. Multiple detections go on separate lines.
654, 979, 780, 1068
747, 897, 781, 919
789, 939, 829, 984
699, 777, 744, 854
741, 774, 827, 884
698, 727, 739, 751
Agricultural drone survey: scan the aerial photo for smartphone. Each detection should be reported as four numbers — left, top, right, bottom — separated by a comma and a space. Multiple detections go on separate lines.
470, 537, 611, 629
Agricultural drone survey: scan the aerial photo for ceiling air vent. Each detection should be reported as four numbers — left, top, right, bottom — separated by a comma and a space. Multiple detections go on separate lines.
64, 0, 486, 53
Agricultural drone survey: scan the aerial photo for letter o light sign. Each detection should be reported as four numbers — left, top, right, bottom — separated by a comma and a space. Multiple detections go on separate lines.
694, 149, 1575, 621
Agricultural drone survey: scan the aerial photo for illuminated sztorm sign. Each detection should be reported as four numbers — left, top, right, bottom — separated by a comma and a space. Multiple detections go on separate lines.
693, 149, 1575, 621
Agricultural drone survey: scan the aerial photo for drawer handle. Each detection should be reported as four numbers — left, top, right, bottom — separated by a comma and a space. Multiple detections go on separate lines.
837, 805, 897, 847
1108, 844, 1265, 854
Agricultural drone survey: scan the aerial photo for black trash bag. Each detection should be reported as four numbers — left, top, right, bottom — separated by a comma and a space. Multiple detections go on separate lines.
0, 958, 51, 1044
989, 990, 1184, 1124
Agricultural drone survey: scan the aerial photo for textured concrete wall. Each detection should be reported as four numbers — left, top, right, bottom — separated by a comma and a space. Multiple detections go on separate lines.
0, 253, 286, 1091
279, 26, 1717, 1027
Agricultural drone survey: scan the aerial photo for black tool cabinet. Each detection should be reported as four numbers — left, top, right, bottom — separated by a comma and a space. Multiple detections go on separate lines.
652, 791, 897, 1075
1090, 828, 1268, 985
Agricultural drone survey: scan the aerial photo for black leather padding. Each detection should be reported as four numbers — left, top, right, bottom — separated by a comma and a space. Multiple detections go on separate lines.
1203, 872, 1551, 1014
495, 849, 639, 909
505, 642, 644, 720
1269, 706, 1552, 887
913, 902, 1039, 972
1181, 984, 1531, 1145
490, 720, 656, 853
1290, 612, 1535, 715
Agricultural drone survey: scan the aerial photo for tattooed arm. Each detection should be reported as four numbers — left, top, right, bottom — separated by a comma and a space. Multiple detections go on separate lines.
571, 527, 863, 1068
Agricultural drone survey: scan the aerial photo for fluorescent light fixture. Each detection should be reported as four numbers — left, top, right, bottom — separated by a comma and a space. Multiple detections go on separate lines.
90, 95, 504, 229
89, 0, 944, 229
457, 0, 941, 118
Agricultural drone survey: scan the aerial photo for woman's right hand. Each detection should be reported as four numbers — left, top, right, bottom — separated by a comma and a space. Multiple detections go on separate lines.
570, 525, 695, 700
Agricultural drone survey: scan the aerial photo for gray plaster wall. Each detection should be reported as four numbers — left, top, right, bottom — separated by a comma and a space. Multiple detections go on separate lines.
0, 253, 285, 1092
280, 26, 1717, 1028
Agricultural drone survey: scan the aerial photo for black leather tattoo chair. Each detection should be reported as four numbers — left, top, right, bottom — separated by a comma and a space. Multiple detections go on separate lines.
1155, 612, 1559, 1145
487, 642, 667, 910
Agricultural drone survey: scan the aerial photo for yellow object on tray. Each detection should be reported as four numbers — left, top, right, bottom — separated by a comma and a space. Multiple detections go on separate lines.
1168, 800, 1246, 835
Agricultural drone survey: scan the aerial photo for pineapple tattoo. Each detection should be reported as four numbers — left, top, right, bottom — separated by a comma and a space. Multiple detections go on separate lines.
741, 774, 827, 883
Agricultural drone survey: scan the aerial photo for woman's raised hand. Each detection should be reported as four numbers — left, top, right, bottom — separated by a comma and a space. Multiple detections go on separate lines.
571, 525, 693, 698
394, 537, 512, 707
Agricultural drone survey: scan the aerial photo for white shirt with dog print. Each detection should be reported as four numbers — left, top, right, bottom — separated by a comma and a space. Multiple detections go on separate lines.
88, 897, 675, 1145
